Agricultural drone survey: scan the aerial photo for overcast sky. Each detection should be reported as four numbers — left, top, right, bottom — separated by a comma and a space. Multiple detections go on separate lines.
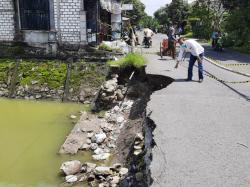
141, 0, 195, 16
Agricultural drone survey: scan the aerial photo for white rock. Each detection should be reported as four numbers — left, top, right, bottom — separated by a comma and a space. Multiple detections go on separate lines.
35, 94, 42, 99
94, 148, 105, 155
116, 116, 125, 123
95, 133, 107, 144
65, 175, 78, 183
87, 139, 92, 144
94, 166, 112, 175
122, 100, 134, 110
70, 115, 77, 119
90, 143, 98, 150
135, 133, 144, 141
113, 106, 120, 112
87, 132, 94, 138
85, 162, 97, 173
133, 149, 142, 156
92, 153, 111, 161
60, 160, 82, 176
111, 176, 120, 184
31, 80, 38, 85
119, 168, 129, 176
107, 143, 116, 148
134, 145, 143, 150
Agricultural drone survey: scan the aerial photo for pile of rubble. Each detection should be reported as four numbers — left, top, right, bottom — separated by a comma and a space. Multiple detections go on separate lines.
60, 160, 129, 186
98, 74, 127, 109
59, 98, 134, 160
82, 99, 134, 161
0, 83, 8, 97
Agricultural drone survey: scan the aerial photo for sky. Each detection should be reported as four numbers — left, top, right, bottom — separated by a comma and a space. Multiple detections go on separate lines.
141, 0, 195, 16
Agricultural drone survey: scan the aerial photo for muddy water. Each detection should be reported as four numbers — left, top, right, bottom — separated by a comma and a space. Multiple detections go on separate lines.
0, 98, 91, 187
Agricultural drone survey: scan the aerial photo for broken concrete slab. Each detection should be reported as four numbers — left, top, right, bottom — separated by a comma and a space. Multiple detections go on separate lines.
59, 113, 101, 154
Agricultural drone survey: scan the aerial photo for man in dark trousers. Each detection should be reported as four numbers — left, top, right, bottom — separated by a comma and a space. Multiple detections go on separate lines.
175, 37, 205, 83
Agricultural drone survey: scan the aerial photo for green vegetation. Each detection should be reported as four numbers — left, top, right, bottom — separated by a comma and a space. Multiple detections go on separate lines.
17, 60, 67, 89
154, 0, 189, 31
121, 0, 147, 25
140, 16, 160, 30
108, 53, 147, 69
70, 61, 107, 93
98, 43, 113, 52
223, 1, 250, 53
0, 59, 15, 84
98, 43, 123, 53
153, 0, 250, 53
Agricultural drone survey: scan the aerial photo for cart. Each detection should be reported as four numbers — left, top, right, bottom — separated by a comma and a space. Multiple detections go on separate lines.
160, 39, 177, 59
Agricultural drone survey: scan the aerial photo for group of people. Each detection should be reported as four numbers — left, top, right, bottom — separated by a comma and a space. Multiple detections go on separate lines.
123, 24, 205, 83
168, 25, 205, 83
142, 25, 205, 83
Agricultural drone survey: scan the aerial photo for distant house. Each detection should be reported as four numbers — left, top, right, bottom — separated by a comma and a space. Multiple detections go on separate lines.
0, 0, 121, 55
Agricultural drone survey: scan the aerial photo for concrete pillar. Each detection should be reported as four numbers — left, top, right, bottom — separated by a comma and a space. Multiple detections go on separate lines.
80, 11, 87, 44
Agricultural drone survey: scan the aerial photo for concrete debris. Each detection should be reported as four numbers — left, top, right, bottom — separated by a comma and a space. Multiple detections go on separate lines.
92, 153, 111, 161
119, 168, 129, 176
61, 160, 129, 186
65, 175, 78, 183
60, 160, 82, 176
95, 133, 107, 144
94, 166, 112, 175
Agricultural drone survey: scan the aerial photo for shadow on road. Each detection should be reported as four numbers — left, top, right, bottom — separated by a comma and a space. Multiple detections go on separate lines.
203, 69, 250, 101
174, 78, 200, 83
203, 44, 250, 64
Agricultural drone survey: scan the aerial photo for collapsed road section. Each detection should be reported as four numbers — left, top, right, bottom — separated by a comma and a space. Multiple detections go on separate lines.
59, 61, 174, 187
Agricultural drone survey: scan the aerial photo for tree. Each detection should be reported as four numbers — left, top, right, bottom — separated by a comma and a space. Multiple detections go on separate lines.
167, 0, 189, 26
154, 0, 189, 29
122, 0, 147, 25
154, 6, 170, 26
189, 0, 226, 39
222, 0, 250, 52
140, 16, 160, 30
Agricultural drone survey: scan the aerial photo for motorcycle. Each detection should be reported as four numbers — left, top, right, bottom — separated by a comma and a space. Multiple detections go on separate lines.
214, 36, 223, 52
143, 37, 152, 48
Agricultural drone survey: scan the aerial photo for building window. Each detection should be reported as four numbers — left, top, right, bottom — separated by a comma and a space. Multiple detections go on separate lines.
19, 0, 50, 30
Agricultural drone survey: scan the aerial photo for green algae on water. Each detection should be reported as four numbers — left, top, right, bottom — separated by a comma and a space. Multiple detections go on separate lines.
0, 98, 90, 187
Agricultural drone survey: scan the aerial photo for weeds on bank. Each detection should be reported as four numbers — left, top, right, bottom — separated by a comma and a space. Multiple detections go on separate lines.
107, 53, 147, 69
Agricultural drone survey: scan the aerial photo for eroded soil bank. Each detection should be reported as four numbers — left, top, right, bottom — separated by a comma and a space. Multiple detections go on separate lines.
59, 65, 174, 187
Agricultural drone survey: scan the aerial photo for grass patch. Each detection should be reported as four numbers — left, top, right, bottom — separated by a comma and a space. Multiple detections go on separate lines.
98, 43, 123, 53
107, 53, 147, 69
99, 43, 113, 52
17, 60, 67, 89
0, 59, 15, 84
69, 61, 107, 95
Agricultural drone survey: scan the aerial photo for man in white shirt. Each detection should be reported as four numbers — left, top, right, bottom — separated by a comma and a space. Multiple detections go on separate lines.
175, 37, 205, 82
143, 28, 154, 38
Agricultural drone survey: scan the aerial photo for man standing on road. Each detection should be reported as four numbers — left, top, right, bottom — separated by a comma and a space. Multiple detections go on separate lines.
175, 37, 205, 83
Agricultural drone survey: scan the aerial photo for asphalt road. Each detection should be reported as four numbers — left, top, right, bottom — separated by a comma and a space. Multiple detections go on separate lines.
143, 33, 250, 187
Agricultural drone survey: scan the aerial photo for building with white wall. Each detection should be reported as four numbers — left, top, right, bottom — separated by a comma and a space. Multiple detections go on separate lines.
0, 0, 121, 55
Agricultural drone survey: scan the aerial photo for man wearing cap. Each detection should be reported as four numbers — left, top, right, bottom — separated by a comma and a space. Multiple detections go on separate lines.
175, 37, 205, 83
